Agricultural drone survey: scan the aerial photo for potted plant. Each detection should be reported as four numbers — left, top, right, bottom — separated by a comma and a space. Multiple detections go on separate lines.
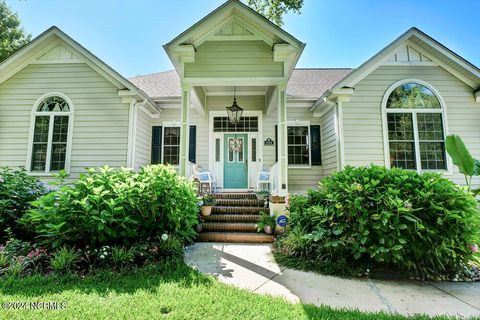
200, 194, 216, 216
255, 189, 270, 201
256, 211, 276, 235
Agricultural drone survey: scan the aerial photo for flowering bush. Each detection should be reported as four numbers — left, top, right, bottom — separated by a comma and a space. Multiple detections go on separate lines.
22, 165, 199, 248
279, 165, 480, 278
0, 167, 49, 239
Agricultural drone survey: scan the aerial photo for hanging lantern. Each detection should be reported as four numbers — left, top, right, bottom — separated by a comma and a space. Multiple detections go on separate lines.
226, 87, 243, 125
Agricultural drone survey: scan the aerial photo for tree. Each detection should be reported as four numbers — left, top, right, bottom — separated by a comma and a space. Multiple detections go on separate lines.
247, 0, 303, 26
0, 0, 31, 62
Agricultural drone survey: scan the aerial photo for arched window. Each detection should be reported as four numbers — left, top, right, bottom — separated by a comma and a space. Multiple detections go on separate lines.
29, 94, 73, 173
383, 81, 447, 171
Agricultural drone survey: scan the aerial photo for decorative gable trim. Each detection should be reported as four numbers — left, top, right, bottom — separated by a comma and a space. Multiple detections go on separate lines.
330, 28, 480, 91
0, 26, 158, 111
384, 41, 436, 65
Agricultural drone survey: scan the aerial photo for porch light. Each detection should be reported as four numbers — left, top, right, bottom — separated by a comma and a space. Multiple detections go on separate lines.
226, 87, 243, 125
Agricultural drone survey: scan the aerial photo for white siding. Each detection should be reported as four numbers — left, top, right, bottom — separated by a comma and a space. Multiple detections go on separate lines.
342, 65, 480, 186
320, 107, 338, 176
0, 63, 130, 180
134, 107, 152, 170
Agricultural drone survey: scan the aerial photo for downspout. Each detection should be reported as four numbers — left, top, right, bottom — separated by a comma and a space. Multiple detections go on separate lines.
127, 99, 145, 169
126, 99, 136, 168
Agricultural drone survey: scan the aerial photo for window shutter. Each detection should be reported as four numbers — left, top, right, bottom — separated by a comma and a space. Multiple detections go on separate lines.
310, 125, 321, 165
189, 125, 196, 163
275, 125, 278, 163
151, 126, 162, 164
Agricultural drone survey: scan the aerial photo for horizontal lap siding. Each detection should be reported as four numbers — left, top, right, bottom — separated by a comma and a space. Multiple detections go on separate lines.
0, 63, 129, 180
184, 41, 283, 78
134, 108, 151, 170
320, 107, 338, 176
287, 104, 323, 194
343, 65, 480, 186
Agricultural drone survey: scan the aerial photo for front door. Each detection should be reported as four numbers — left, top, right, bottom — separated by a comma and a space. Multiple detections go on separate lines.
224, 134, 248, 189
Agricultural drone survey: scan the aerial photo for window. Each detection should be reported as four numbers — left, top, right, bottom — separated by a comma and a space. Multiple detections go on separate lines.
151, 125, 196, 165
384, 81, 446, 171
30, 95, 72, 173
251, 138, 257, 162
287, 126, 309, 166
213, 116, 258, 132
163, 127, 180, 165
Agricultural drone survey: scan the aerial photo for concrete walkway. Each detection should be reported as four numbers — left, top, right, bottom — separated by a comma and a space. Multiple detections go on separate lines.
184, 243, 480, 318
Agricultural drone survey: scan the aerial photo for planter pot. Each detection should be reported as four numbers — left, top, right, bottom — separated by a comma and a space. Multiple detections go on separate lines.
256, 194, 267, 201
274, 225, 285, 235
195, 224, 203, 233
264, 225, 273, 235
270, 196, 285, 204
201, 206, 212, 216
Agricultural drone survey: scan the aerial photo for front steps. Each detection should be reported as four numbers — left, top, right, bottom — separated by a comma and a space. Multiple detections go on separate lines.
197, 193, 274, 243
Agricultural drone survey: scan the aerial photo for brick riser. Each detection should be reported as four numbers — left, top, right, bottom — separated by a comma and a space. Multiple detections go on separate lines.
198, 192, 273, 243
197, 232, 274, 243
212, 206, 265, 215
202, 222, 258, 232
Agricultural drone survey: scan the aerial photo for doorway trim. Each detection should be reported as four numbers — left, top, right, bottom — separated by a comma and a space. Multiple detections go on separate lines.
208, 110, 263, 190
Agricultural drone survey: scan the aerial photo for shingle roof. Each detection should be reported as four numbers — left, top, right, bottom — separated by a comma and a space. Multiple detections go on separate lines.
128, 68, 353, 100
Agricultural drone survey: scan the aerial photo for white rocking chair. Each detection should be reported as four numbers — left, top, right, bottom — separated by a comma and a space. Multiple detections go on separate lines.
191, 164, 217, 193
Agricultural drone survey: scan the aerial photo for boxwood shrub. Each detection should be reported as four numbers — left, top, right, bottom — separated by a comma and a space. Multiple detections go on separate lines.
22, 165, 199, 249
278, 165, 480, 278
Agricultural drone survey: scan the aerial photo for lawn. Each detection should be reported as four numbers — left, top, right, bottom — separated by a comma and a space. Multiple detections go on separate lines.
0, 259, 449, 320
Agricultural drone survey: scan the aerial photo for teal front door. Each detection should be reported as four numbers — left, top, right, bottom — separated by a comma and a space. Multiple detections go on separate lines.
224, 134, 248, 189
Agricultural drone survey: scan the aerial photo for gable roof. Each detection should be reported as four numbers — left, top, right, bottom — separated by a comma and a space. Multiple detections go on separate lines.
129, 68, 353, 100
165, 0, 304, 49
0, 26, 158, 110
331, 27, 480, 92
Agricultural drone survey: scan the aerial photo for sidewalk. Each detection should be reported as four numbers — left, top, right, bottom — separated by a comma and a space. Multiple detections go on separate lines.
184, 243, 480, 318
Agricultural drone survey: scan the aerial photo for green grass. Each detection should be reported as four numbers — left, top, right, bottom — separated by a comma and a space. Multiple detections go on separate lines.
0, 259, 451, 320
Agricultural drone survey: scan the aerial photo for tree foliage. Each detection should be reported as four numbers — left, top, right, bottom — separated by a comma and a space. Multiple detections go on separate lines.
0, 0, 31, 62
247, 0, 303, 26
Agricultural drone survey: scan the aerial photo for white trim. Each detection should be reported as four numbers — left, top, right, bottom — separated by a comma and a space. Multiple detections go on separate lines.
381, 79, 452, 174
27, 92, 74, 175
208, 110, 263, 190
161, 125, 181, 165
337, 100, 345, 169
331, 28, 480, 92
286, 121, 311, 168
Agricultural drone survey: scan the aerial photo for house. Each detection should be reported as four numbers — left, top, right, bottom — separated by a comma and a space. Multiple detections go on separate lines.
1, 0, 479, 196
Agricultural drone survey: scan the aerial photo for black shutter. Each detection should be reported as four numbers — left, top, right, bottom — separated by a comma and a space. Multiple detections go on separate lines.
189, 125, 196, 163
310, 125, 321, 165
151, 126, 162, 164
275, 125, 278, 163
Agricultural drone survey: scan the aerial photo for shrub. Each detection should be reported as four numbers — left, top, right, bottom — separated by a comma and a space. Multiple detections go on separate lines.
0, 167, 48, 239
51, 246, 80, 274
111, 246, 135, 268
23, 165, 199, 249
279, 165, 480, 278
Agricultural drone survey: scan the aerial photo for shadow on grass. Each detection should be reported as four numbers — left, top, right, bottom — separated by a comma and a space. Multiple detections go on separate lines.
0, 257, 213, 298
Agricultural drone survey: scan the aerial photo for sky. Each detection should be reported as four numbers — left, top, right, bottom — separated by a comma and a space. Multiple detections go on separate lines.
6, 0, 480, 78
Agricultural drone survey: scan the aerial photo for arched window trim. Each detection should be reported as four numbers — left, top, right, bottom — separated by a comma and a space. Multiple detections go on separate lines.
381, 79, 451, 173
27, 92, 75, 175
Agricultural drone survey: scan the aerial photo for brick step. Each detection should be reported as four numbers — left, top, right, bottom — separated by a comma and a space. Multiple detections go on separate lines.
201, 222, 258, 232
202, 214, 261, 223
215, 198, 265, 207
197, 232, 274, 243
212, 206, 265, 214
212, 193, 256, 200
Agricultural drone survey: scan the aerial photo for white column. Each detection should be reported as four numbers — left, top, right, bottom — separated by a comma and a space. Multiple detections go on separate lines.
179, 85, 191, 176
277, 84, 288, 195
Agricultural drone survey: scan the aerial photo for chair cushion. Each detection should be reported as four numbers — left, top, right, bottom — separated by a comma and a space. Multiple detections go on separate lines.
259, 172, 270, 181
198, 173, 210, 181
